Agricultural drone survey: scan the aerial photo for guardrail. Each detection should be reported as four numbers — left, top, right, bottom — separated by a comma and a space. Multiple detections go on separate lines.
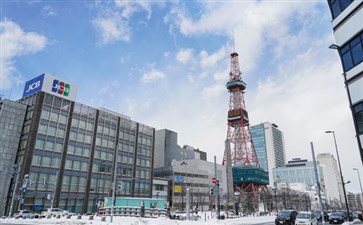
99, 207, 167, 218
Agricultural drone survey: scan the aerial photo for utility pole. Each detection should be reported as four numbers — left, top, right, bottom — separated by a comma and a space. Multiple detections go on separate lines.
214, 156, 220, 219
8, 165, 20, 218
50, 172, 59, 212
111, 145, 119, 223
311, 142, 324, 225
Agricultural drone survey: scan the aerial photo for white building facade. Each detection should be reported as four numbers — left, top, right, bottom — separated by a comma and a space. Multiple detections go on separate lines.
317, 153, 343, 207
327, 0, 363, 164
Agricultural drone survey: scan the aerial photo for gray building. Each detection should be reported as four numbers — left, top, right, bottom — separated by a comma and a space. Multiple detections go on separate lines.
153, 129, 207, 168
251, 122, 286, 185
0, 99, 27, 216
4, 74, 155, 216
327, 0, 363, 163
272, 158, 326, 196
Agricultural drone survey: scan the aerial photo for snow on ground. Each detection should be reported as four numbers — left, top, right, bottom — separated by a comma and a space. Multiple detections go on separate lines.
0, 215, 276, 225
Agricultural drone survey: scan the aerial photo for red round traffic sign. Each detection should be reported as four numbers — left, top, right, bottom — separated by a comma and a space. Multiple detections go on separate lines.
212, 177, 217, 183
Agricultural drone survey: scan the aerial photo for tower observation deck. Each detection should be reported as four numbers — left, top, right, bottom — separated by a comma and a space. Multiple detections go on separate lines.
223, 51, 268, 202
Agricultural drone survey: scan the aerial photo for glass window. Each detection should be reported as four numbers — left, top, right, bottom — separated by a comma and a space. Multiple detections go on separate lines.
81, 162, 88, 171
41, 110, 50, 120
85, 135, 92, 144
83, 148, 90, 157
32, 155, 41, 166
38, 124, 47, 134
65, 160, 72, 169
86, 123, 94, 131
75, 147, 83, 155
72, 118, 79, 127
77, 133, 85, 142
351, 38, 363, 64
54, 97, 62, 108
94, 150, 100, 159
45, 94, 53, 105
59, 114, 67, 124
79, 120, 86, 129
54, 143, 63, 152
73, 161, 81, 171
42, 156, 51, 167
70, 131, 76, 141
68, 145, 75, 154
56, 128, 65, 138
50, 112, 59, 121
354, 104, 363, 134
51, 157, 60, 168
45, 141, 53, 150
47, 126, 56, 136
35, 139, 44, 149
70, 176, 78, 191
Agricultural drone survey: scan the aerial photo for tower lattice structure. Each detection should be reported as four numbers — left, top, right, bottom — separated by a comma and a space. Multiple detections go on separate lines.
223, 51, 268, 199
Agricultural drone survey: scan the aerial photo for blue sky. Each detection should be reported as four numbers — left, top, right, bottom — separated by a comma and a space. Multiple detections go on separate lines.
1, 1, 362, 193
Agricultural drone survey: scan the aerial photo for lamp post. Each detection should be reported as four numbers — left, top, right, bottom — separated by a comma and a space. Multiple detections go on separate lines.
325, 131, 351, 221
180, 161, 187, 211
353, 168, 363, 207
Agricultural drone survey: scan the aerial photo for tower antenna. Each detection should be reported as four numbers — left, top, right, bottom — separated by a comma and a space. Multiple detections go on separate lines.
232, 29, 235, 53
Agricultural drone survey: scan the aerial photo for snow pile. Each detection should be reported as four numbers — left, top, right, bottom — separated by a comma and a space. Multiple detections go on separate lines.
0, 215, 276, 225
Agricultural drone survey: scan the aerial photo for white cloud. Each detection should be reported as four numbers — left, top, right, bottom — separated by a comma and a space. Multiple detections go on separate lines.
0, 19, 46, 89
93, 13, 131, 44
176, 48, 193, 64
199, 47, 227, 69
140, 69, 165, 83
165, 2, 314, 72
93, 1, 162, 45
42, 5, 56, 17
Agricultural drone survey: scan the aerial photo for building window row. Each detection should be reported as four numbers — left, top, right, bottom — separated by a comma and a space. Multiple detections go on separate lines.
341, 31, 363, 72
328, 0, 354, 19
354, 102, 363, 134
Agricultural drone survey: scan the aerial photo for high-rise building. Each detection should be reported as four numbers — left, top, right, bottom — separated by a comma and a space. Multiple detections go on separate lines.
317, 153, 343, 207
4, 73, 155, 216
327, 0, 363, 163
251, 122, 286, 185
0, 99, 27, 216
153, 129, 207, 168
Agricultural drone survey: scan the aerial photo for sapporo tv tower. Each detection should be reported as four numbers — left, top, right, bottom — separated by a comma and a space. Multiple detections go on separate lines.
222, 49, 268, 205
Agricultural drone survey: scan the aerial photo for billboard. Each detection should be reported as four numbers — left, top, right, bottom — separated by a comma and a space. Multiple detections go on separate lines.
22, 73, 78, 101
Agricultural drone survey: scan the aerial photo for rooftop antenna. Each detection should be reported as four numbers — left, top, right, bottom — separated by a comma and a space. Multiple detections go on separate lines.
232, 28, 235, 53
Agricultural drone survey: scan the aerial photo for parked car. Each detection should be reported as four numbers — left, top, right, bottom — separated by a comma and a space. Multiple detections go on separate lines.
313, 210, 329, 222
275, 210, 298, 225
295, 212, 318, 225
41, 208, 67, 218
329, 211, 346, 224
14, 210, 39, 219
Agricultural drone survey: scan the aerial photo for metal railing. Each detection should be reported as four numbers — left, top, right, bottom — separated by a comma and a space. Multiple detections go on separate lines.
99, 206, 167, 218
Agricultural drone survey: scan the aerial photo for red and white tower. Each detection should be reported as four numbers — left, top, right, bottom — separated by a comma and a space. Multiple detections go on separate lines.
223, 51, 268, 199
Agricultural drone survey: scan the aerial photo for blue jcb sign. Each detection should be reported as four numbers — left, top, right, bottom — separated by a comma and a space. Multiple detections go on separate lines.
175, 176, 185, 182
22, 74, 45, 97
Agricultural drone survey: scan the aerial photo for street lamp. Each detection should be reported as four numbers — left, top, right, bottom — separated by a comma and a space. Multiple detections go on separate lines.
353, 168, 363, 207
325, 130, 351, 221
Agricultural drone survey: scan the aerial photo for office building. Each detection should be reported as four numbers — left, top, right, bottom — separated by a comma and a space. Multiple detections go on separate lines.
327, 0, 363, 163
153, 129, 207, 168
272, 158, 326, 198
4, 73, 155, 215
251, 122, 286, 185
0, 99, 27, 216
154, 159, 226, 211
317, 153, 343, 207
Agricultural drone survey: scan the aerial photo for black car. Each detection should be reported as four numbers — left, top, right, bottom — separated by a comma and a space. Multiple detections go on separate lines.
275, 210, 298, 225
314, 210, 329, 222
329, 211, 346, 224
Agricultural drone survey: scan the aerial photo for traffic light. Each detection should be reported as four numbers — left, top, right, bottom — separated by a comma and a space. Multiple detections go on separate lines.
210, 187, 214, 196
27, 180, 33, 188
117, 181, 123, 191
42, 177, 46, 185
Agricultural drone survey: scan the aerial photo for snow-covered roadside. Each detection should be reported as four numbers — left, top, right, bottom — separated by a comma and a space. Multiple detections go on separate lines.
0, 215, 276, 225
